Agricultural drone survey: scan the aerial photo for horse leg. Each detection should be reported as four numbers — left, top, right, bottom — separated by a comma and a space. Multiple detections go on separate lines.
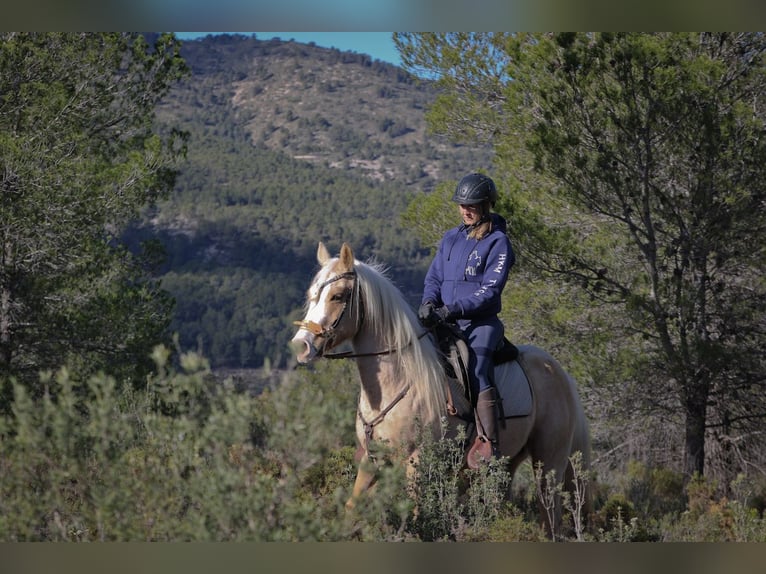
345, 457, 377, 510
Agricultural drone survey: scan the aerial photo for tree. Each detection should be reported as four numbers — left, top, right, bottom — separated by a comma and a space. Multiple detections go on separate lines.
396, 32, 766, 482
0, 33, 188, 406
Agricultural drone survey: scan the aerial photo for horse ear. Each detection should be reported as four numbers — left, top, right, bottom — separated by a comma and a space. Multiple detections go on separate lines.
317, 242, 331, 265
339, 242, 355, 271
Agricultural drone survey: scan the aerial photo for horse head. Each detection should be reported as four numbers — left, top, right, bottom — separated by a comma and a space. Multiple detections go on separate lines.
291, 242, 361, 363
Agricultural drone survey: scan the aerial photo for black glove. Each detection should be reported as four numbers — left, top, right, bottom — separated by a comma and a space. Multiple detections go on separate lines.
418, 301, 435, 324
433, 305, 452, 324
418, 302, 452, 327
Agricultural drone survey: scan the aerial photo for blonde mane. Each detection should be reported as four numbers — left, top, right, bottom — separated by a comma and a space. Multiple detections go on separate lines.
352, 260, 447, 425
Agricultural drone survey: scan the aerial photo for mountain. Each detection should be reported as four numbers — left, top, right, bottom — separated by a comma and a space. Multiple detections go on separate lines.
135, 33, 491, 374
170, 33, 489, 189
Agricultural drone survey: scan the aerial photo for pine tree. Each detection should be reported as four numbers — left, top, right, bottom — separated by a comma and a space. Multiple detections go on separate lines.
0, 33, 188, 408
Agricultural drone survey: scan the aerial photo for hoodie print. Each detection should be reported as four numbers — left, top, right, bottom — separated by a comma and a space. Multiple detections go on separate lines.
465, 249, 481, 277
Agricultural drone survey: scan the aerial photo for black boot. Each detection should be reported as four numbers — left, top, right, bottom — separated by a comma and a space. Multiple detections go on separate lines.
467, 387, 500, 468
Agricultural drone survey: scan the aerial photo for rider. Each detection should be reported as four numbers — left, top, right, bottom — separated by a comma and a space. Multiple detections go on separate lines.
418, 172, 515, 465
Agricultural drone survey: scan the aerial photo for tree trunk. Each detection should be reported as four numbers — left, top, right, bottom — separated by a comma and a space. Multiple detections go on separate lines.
0, 283, 10, 369
0, 235, 11, 370
683, 380, 710, 478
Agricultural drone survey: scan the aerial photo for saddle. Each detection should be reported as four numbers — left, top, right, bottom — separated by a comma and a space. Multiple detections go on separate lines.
432, 322, 518, 408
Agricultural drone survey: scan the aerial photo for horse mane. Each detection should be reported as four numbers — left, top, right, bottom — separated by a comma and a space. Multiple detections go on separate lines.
352, 260, 448, 426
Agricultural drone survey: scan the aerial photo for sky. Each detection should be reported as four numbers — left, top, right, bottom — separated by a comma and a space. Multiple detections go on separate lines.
176, 32, 402, 67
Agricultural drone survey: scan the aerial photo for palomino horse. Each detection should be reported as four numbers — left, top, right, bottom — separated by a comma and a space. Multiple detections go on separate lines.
291, 242, 591, 537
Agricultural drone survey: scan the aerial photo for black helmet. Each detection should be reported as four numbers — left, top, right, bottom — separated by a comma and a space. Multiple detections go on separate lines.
452, 173, 498, 206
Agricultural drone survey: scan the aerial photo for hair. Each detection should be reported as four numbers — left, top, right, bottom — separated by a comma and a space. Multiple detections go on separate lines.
352, 260, 448, 425
467, 201, 493, 240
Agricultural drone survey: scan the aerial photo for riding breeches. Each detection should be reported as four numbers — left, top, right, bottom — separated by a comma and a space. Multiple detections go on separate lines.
458, 317, 504, 399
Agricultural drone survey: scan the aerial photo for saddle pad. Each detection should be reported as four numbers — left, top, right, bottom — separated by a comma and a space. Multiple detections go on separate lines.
494, 360, 533, 418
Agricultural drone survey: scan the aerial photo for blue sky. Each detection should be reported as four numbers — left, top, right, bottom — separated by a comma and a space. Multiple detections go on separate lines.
176, 32, 402, 67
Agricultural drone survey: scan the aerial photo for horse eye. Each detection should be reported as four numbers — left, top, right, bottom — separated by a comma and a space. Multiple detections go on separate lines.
331, 289, 350, 302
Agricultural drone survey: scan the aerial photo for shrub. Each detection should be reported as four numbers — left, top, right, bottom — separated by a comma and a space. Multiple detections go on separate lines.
0, 348, 364, 541
661, 474, 766, 542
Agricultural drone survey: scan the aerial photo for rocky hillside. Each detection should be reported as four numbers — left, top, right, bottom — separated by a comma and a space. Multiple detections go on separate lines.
167, 33, 489, 190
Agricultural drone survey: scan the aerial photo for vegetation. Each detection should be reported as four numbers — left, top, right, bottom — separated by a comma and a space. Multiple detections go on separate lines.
1, 353, 764, 541
396, 31, 766, 491
0, 33, 188, 412
2, 32, 765, 542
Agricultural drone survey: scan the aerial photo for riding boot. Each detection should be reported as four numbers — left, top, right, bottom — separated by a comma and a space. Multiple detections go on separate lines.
467, 387, 500, 469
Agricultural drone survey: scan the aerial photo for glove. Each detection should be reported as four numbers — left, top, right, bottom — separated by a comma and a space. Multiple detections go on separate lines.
418, 301, 451, 327
418, 302, 435, 326
433, 305, 452, 324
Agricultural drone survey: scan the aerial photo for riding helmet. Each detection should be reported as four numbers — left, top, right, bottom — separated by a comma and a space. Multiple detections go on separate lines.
452, 173, 498, 206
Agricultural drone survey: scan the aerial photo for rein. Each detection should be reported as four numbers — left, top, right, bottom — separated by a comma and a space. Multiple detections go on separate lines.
323, 329, 431, 359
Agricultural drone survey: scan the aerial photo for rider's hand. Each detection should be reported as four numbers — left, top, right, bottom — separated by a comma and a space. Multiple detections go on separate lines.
433, 306, 452, 324
418, 301, 435, 323
418, 302, 452, 327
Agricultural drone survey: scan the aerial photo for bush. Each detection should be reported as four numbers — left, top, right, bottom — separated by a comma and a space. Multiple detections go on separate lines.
10, 347, 763, 542
660, 474, 766, 542
0, 348, 363, 541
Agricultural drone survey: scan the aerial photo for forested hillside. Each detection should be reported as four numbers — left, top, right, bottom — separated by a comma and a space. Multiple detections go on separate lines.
133, 33, 491, 370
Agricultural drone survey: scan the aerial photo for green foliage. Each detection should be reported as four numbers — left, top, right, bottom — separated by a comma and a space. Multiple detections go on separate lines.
621, 460, 687, 518
398, 31, 766, 489
406, 421, 529, 541
0, 33, 188, 408
0, 348, 357, 541
401, 180, 460, 252
2, 345, 765, 541
394, 33, 514, 143
0, 348, 497, 541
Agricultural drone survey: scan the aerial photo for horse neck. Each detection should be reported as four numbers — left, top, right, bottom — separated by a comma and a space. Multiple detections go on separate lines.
352, 329, 409, 413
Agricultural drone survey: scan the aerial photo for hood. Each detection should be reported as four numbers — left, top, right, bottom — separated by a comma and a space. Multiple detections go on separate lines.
490, 213, 508, 234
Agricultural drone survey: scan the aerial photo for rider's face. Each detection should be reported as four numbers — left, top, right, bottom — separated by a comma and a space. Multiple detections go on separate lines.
459, 203, 481, 225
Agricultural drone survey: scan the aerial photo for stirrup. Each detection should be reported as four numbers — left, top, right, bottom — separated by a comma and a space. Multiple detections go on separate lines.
466, 435, 496, 469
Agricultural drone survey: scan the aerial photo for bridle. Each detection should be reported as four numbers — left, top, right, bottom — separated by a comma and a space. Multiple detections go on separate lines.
293, 270, 359, 358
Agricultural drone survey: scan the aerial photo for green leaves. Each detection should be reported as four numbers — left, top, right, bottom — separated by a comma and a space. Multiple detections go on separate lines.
0, 33, 189, 405
400, 32, 766, 482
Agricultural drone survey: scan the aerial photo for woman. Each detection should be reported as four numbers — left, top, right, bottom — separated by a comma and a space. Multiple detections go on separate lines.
418, 172, 515, 463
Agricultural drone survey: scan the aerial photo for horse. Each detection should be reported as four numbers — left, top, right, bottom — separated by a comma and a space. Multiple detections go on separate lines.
291, 242, 591, 537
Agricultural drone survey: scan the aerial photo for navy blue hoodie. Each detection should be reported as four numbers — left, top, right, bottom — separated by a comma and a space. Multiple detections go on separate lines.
422, 213, 515, 322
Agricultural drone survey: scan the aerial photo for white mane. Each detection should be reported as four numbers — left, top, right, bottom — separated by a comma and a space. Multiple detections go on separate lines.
352, 260, 448, 424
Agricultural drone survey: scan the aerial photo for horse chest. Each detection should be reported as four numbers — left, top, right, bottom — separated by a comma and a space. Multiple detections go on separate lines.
357, 392, 417, 450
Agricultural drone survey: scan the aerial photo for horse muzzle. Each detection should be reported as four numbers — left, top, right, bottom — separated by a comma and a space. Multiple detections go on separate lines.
289, 336, 315, 364
290, 325, 322, 364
